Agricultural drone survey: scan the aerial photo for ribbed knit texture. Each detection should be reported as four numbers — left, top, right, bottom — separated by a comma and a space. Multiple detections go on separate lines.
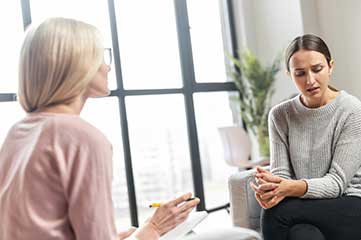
269, 91, 361, 199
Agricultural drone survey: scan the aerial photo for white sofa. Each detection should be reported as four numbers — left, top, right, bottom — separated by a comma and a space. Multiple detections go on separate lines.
228, 168, 264, 232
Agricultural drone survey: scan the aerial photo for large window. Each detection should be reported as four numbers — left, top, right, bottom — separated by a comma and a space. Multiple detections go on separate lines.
115, 0, 183, 89
187, 0, 228, 83
193, 91, 238, 209
126, 94, 193, 224
0, 0, 238, 227
0, 1, 23, 93
30, 0, 117, 90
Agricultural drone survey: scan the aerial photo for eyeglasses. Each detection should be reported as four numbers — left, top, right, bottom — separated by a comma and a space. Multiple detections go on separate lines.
104, 48, 112, 66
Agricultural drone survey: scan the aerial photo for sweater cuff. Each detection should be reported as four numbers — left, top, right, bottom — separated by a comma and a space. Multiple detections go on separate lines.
300, 178, 320, 198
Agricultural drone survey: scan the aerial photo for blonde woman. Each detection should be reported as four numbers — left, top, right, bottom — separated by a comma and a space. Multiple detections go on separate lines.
0, 17, 199, 240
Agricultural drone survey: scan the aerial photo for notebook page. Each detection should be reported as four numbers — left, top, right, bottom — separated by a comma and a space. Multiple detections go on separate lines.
160, 211, 208, 240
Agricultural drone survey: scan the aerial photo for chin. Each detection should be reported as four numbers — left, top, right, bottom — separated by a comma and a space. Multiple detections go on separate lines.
104, 89, 111, 96
98, 90, 111, 97
88, 89, 110, 98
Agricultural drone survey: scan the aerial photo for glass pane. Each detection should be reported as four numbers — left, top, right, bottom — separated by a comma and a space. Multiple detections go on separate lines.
126, 95, 192, 224
115, 0, 183, 89
187, 0, 228, 83
194, 92, 237, 209
30, 0, 117, 90
0, 102, 25, 146
0, 2, 24, 93
81, 97, 130, 229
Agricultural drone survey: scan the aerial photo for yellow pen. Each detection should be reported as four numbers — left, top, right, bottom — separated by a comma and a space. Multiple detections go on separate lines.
149, 198, 196, 208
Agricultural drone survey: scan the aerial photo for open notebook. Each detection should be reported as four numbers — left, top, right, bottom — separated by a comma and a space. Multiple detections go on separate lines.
160, 211, 208, 240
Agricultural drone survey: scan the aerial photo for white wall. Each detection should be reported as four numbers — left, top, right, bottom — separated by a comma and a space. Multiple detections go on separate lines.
300, 0, 361, 99
232, 0, 361, 100
230, 0, 361, 159
231, 0, 303, 159
231, 0, 302, 105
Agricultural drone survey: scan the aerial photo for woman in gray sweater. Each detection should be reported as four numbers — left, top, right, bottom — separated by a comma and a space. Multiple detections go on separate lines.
251, 34, 361, 240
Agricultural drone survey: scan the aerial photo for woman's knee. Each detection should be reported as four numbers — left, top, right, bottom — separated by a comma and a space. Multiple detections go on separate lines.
261, 197, 302, 226
288, 224, 326, 240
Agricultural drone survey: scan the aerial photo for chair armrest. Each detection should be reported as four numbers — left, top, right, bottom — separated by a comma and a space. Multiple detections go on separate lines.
228, 167, 269, 231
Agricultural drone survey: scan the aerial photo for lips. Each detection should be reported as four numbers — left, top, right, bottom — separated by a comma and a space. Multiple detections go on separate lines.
307, 87, 320, 92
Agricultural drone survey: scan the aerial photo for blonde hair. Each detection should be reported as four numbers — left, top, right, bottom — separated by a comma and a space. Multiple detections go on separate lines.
0, 19, 103, 199
18, 17, 104, 112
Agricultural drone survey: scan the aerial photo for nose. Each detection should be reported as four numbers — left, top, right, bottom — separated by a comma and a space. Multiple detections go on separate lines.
306, 71, 316, 85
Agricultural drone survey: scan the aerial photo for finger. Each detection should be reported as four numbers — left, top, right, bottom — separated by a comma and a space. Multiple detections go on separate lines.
260, 192, 275, 201
259, 189, 277, 200
256, 166, 270, 174
178, 198, 200, 212
168, 192, 192, 206
176, 205, 194, 222
256, 177, 267, 185
255, 193, 268, 209
266, 196, 279, 208
250, 181, 259, 193
258, 183, 278, 192
256, 173, 282, 183
260, 190, 277, 200
250, 182, 265, 195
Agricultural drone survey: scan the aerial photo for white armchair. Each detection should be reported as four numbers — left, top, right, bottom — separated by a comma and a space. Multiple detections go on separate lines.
228, 167, 270, 232
218, 126, 269, 170
218, 126, 269, 237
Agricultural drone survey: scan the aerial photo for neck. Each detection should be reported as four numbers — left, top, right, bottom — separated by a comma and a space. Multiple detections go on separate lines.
37, 95, 87, 115
301, 88, 339, 108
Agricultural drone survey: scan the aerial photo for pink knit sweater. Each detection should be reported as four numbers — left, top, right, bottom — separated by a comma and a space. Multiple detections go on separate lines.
0, 112, 118, 240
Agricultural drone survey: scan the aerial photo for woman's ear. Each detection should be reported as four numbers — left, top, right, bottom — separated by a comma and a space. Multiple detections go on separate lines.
328, 59, 334, 75
286, 70, 290, 77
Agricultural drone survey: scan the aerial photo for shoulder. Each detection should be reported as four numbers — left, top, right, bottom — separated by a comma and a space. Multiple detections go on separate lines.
43, 114, 111, 149
269, 96, 297, 122
338, 91, 361, 115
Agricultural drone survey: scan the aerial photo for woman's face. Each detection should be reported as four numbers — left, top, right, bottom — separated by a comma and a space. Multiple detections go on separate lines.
86, 63, 111, 98
288, 49, 334, 104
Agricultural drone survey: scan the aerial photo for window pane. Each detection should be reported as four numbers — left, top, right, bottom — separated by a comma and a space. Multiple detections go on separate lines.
187, 0, 228, 83
115, 0, 183, 89
0, 2, 24, 93
30, 0, 117, 90
81, 97, 130, 229
126, 95, 192, 224
0, 102, 25, 146
194, 92, 237, 209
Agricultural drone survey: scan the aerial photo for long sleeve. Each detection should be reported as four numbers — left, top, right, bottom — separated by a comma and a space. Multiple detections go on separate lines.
269, 91, 361, 200
269, 108, 294, 180
302, 111, 361, 198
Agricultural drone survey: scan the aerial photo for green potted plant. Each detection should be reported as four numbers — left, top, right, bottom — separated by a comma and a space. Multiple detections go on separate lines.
227, 49, 281, 158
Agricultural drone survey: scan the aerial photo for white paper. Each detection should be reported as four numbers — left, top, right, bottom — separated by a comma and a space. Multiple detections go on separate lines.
160, 211, 208, 240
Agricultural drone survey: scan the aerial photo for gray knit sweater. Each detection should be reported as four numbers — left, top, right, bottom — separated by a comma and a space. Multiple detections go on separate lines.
269, 90, 361, 199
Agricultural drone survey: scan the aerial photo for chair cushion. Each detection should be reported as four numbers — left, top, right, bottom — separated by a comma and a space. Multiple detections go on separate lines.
186, 227, 261, 240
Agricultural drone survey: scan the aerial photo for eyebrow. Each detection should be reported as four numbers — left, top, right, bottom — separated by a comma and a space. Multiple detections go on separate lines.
293, 63, 323, 71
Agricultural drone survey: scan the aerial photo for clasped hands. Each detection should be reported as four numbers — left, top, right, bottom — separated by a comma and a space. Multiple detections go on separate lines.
250, 167, 290, 209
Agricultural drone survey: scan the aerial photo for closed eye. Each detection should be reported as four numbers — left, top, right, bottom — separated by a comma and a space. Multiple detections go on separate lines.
294, 71, 305, 77
312, 66, 323, 73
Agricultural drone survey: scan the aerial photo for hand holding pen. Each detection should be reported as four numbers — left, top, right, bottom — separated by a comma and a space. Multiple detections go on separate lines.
142, 192, 200, 237
149, 197, 196, 208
